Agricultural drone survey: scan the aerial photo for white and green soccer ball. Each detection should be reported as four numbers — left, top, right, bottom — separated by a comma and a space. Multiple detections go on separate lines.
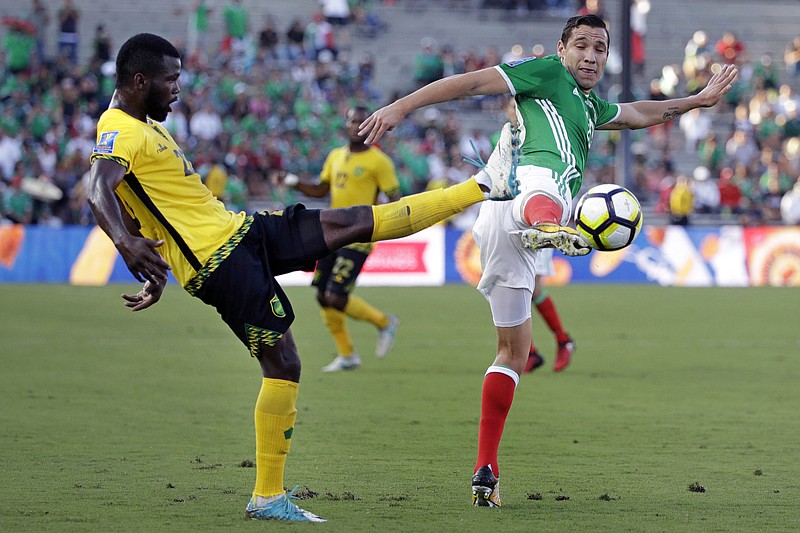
575, 184, 643, 251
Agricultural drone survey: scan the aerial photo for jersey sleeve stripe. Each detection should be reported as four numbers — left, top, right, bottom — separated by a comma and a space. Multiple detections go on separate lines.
123, 172, 203, 271
493, 65, 516, 95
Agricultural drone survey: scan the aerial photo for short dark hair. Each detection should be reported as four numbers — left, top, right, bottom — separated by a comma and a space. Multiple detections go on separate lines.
560, 14, 610, 47
115, 33, 181, 87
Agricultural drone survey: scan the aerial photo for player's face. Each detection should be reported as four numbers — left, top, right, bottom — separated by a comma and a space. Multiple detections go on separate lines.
144, 56, 181, 122
557, 25, 609, 92
346, 109, 369, 144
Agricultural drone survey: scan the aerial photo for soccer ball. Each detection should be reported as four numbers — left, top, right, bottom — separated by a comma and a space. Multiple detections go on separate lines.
574, 184, 643, 251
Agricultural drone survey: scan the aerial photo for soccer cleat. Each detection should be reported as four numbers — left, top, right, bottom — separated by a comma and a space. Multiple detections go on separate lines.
375, 314, 399, 358
520, 223, 592, 256
322, 353, 362, 372
465, 122, 521, 200
523, 350, 545, 374
553, 337, 576, 372
471, 465, 501, 508
245, 487, 326, 522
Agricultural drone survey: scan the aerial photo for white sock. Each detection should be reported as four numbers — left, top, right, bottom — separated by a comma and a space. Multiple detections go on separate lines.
474, 169, 492, 198
256, 493, 284, 506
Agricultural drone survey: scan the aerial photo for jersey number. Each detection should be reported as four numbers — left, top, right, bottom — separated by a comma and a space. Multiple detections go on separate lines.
173, 149, 195, 176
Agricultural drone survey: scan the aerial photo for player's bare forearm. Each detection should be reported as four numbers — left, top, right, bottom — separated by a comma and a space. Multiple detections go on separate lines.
359, 68, 508, 144
601, 64, 738, 130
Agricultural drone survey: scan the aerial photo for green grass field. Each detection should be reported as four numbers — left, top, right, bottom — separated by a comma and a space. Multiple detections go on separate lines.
1, 283, 799, 532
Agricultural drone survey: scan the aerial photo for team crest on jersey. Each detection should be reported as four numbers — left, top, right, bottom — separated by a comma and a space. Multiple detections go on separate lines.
270, 295, 286, 318
93, 131, 120, 154
505, 56, 537, 68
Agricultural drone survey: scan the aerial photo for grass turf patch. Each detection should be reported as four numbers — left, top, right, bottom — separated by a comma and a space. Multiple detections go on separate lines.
1, 284, 798, 532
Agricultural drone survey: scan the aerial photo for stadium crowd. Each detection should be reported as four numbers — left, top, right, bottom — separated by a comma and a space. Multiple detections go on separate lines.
1, 0, 800, 227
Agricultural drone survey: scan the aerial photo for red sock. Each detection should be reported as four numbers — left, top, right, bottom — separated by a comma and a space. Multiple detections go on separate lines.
536, 296, 569, 344
523, 194, 563, 226
475, 369, 517, 477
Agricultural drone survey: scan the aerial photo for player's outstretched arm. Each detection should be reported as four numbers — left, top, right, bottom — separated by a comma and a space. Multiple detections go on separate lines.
87, 158, 171, 285
599, 64, 738, 131
359, 67, 509, 145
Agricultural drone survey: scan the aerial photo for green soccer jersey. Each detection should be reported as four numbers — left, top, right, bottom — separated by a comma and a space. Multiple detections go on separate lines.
495, 55, 620, 197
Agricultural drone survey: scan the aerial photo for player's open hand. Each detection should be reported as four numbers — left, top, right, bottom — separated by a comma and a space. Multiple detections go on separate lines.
358, 102, 407, 145
116, 236, 171, 285
122, 279, 165, 311
696, 64, 739, 108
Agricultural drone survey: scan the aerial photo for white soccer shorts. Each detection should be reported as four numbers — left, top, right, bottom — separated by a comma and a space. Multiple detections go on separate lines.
472, 164, 572, 296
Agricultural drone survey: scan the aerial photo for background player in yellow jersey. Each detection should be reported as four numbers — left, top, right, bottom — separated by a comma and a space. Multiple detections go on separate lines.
86, 33, 520, 523
284, 106, 401, 372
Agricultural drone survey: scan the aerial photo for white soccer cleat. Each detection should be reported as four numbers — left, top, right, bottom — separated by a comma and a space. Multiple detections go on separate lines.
322, 353, 362, 372
466, 122, 521, 201
375, 314, 399, 358
520, 223, 592, 257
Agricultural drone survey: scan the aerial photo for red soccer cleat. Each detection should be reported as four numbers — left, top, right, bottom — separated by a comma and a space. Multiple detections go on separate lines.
523, 350, 545, 374
553, 337, 575, 372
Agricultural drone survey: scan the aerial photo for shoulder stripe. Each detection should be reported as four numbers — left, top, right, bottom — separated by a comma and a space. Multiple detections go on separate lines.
123, 172, 203, 271
493, 65, 516, 96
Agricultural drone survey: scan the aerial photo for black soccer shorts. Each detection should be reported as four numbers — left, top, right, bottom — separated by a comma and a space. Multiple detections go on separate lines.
311, 244, 371, 297
192, 205, 329, 357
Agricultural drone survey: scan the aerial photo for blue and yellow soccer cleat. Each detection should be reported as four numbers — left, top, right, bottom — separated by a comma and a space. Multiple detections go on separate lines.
375, 314, 399, 358
245, 487, 326, 522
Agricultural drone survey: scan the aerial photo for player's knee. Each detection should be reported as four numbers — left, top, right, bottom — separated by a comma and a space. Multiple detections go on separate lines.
320, 291, 346, 310
321, 206, 373, 247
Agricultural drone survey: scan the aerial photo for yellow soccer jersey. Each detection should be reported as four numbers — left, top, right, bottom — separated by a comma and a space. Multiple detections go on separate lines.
90, 108, 246, 287
319, 146, 399, 208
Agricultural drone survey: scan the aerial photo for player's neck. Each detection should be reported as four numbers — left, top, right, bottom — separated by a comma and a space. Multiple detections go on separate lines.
348, 142, 369, 153
110, 91, 148, 122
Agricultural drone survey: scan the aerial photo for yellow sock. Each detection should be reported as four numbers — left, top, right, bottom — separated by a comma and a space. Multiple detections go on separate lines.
371, 179, 484, 241
253, 378, 298, 499
321, 307, 353, 356
344, 295, 389, 329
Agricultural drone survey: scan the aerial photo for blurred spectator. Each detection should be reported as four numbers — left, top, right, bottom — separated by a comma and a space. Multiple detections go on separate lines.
321, 0, 351, 26
683, 30, 711, 81
753, 53, 780, 91
27, 0, 49, 64
576, 0, 606, 18
2, 167, 33, 225
413, 37, 444, 88
189, 101, 223, 142
187, 0, 212, 58
258, 16, 280, 60
57, 0, 80, 65
784, 35, 800, 83
697, 132, 724, 173
760, 174, 784, 222
285, 19, 307, 60
692, 166, 720, 214
717, 167, 742, 217
0, 129, 22, 180
715, 31, 746, 65
92, 24, 112, 63
780, 177, 800, 223
679, 107, 712, 152
669, 175, 694, 225
725, 130, 760, 168
2, 21, 36, 74
222, 0, 249, 56
306, 12, 337, 60
630, 0, 649, 77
